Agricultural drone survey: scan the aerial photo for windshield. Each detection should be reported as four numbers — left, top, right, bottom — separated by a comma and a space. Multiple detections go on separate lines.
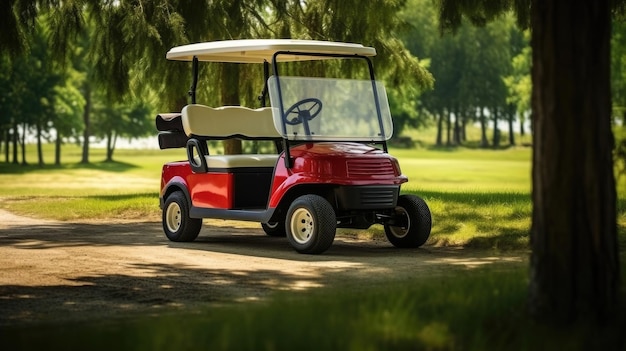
268, 76, 393, 141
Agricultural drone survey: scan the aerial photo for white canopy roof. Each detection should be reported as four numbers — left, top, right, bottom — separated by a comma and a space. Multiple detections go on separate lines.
166, 39, 377, 63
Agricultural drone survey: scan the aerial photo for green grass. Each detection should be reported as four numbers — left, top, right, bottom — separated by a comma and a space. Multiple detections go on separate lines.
0, 145, 177, 220
393, 147, 531, 193
0, 142, 534, 248
2, 264, 625, 351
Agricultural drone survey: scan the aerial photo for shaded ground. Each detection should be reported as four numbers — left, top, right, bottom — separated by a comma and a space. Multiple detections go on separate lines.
0, 210, 526, 327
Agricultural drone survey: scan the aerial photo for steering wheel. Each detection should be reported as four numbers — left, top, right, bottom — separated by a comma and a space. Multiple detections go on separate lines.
283, 98, 323, 126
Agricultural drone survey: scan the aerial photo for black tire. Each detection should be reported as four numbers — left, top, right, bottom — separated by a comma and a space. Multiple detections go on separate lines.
162, 191, 202, 242
261, 222, 286, 237
286, 194, 336, 254
384, 194, 431, 248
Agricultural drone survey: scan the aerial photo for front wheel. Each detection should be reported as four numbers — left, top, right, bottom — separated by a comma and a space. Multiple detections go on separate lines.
384, 195, 431, 248
286, 195, 336, 254
162, 191, 202, 242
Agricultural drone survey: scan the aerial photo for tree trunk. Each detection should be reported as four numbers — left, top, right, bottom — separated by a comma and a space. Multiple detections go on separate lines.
220, 63, 242, 155
36, 122, 44, 167
106, 131, 117, 162
4, 129, 8, 163
453, 107, 461, 145
435, 113, 443, 146
55, 132, 61, 166
529, 0, 618, 324
445, 109, 452, 146
508, 110, 516, 146
20, 122, 27, 165
12, 120, 18, 164
492, 108, 500, 148
479, 107, 489, 148
81, 84, 91, 164
461, 113, 467, 142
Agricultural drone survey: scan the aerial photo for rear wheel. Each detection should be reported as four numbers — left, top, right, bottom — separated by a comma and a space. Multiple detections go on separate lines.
163, 191, 202, 242
286, 195, 336, 254
261, 222, 286, 237
384, 194, 431, 248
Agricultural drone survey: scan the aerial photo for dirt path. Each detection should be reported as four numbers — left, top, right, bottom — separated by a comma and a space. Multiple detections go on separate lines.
0, 209, 525, 327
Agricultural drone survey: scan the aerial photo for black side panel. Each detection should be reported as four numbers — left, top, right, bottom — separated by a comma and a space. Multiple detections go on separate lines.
233, 171, 273, 208
158, 131, 189, 149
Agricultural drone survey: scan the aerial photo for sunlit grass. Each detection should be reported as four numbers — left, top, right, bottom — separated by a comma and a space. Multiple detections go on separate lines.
418, 191, 531, 249
390, 146, 531, 193
1, 193, 160, 221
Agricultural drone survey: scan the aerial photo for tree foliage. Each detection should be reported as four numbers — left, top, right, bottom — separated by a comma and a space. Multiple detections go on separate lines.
1, 0, 434, 158
402, 0, 523, 146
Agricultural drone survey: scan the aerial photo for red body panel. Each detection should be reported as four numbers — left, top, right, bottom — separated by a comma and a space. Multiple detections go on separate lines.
161, 161, 236, 209
188, 173, 234, 208
161, 142, 406, 211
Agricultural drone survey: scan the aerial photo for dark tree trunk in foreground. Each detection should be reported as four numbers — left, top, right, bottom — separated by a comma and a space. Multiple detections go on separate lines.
529, 0, 619, 323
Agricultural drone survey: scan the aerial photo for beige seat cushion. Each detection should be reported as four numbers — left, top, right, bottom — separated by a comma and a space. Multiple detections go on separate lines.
182, 104, 280, 138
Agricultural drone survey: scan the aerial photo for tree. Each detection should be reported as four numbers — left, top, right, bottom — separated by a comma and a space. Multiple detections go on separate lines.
402, 0, 521, 147
503, 31, 532, 141
51, 82, 84, 165
528, 0, 618, 324
0, 55, 13, 163
435, 0, 621, 323
0, 21, 61, 167
91, 96, 152, 162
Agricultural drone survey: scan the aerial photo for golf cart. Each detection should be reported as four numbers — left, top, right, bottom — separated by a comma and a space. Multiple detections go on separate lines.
156, 39, 431, 254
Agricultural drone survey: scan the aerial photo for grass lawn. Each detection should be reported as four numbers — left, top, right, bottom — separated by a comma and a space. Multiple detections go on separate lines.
1, 141, 625, 350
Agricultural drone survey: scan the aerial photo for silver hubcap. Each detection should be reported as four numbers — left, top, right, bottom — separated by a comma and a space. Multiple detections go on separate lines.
390, 207, 410, 238
290, 208, 314, 244
165, 202, 182, 233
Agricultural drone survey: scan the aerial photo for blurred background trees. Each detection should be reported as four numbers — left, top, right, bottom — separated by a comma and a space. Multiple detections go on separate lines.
0, 0, 510, 164
0, 0, 625, 161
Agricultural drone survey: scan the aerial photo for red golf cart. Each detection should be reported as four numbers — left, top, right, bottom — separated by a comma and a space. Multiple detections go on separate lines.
156, 39, 431, 254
